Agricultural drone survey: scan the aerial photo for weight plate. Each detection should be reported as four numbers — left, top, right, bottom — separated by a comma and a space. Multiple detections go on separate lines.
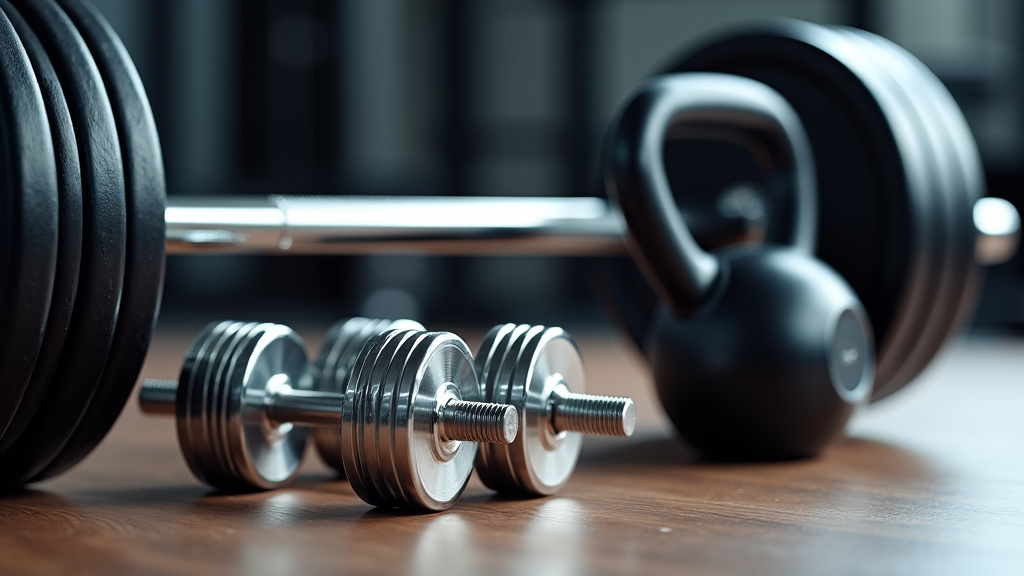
208, 322, 262, 489
342, 329, 403, 506
475, 324, 585, 495
176, 320, 232, 487
0, 0, 80, 456
34, 0, 167, 480
377, 330, 428, 506
506, 327, 584, 495
477, 324, 544, 493
223, 324, 311, 491
795, 25, 948, 401
313, 318, 371, 474
842, 28, 980, 399
474, 323, 527, 491
0, 0, 125, 485
394, 332, 479, 511
313, 318, 424, 475
0, 5, 57, 447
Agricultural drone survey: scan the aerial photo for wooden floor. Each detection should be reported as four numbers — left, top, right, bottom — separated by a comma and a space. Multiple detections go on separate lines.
2, 322, 1023, 575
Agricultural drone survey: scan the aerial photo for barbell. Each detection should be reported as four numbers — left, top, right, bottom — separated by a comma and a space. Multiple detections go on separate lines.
0, 0, 1018, 488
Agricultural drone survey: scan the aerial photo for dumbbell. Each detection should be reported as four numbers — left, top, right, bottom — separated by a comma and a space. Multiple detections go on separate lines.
1, 0, 1020, 488
139, 320, 518, 511
312, 319, 636, 493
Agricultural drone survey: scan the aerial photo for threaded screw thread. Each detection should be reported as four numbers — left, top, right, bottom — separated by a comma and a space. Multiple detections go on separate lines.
438, 400, 518, 444
138, 379, 179, 416
551, 391, 636, 437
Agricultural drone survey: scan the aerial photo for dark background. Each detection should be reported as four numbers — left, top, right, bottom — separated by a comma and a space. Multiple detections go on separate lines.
88, 0, 1024, 331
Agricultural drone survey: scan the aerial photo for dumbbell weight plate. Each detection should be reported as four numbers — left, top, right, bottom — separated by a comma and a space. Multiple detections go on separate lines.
342, 328, 418, 507
473, 323, 525, 491
223, 324, 311, 491
475, 325, 585, 495
312, 318, 366, 475
0, 0, 81, 456
205, 321, 262, 488
313, 318, 425, 475
33, 0, 167, 481
0, 0, 126, 484
478, 324, 546, 493
0, 6, 58, 446
374, 330, 428, 506
395, 332, 481, 511
177, 320, 237, 486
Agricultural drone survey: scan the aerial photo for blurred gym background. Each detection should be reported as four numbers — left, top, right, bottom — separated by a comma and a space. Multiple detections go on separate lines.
88, 0, 1024, 330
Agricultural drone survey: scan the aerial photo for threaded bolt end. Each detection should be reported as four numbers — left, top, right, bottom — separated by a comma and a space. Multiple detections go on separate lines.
551, 391, 636, 437
138, 379, 179, 416
438, 400, 518, 444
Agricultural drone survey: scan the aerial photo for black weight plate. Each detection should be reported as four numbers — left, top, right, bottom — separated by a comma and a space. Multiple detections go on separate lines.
0, 6, 57, 444
826, 27, 954, 399
0, 0, 82, 456
0, 0, 125, 485
887, 33, 983, 362
844, 28, 980, 399
33, 0, 167, 481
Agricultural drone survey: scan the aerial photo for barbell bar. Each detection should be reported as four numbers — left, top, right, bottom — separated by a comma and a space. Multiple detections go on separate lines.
165, 194, 1018, 263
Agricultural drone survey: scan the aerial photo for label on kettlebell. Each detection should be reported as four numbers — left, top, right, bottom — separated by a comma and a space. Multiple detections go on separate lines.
830, 310, 870, 397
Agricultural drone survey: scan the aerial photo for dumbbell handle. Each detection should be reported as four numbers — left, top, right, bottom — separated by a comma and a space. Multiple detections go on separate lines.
165, 195, 1021, 264
138, 378, 518, 445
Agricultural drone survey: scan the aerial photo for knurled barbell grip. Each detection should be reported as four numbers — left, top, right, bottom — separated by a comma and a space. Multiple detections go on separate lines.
164, 194, 1020, 264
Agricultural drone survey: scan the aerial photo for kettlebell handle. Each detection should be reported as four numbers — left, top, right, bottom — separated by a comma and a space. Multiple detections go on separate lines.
604, 72, 817, 315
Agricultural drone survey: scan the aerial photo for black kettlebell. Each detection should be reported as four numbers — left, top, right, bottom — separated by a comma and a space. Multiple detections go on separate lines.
604, 73, 874, 459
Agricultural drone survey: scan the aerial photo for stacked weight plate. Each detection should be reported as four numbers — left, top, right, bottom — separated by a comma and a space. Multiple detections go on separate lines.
175, 321, 311, 491
475, 324, 586, 496
0, 0, 165, 486
313, 317, 425, 475
341, 329, 481, 511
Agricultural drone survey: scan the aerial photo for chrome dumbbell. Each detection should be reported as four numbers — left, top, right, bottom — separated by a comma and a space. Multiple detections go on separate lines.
139, 321, 517, 511
473, 324, 636, 496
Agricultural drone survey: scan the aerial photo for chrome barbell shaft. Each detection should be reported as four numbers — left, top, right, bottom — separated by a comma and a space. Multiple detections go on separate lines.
166, 195, 629, 256
165, 194, 1021, 264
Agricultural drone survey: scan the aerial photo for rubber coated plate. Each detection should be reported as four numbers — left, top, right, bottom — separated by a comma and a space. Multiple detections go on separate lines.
0, 0, 126, 485
34, 0, 167, 481
0, 0, 80, 456
799, 26, 947, 400
0, 5, 57, 447
843, 28, 979, 399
